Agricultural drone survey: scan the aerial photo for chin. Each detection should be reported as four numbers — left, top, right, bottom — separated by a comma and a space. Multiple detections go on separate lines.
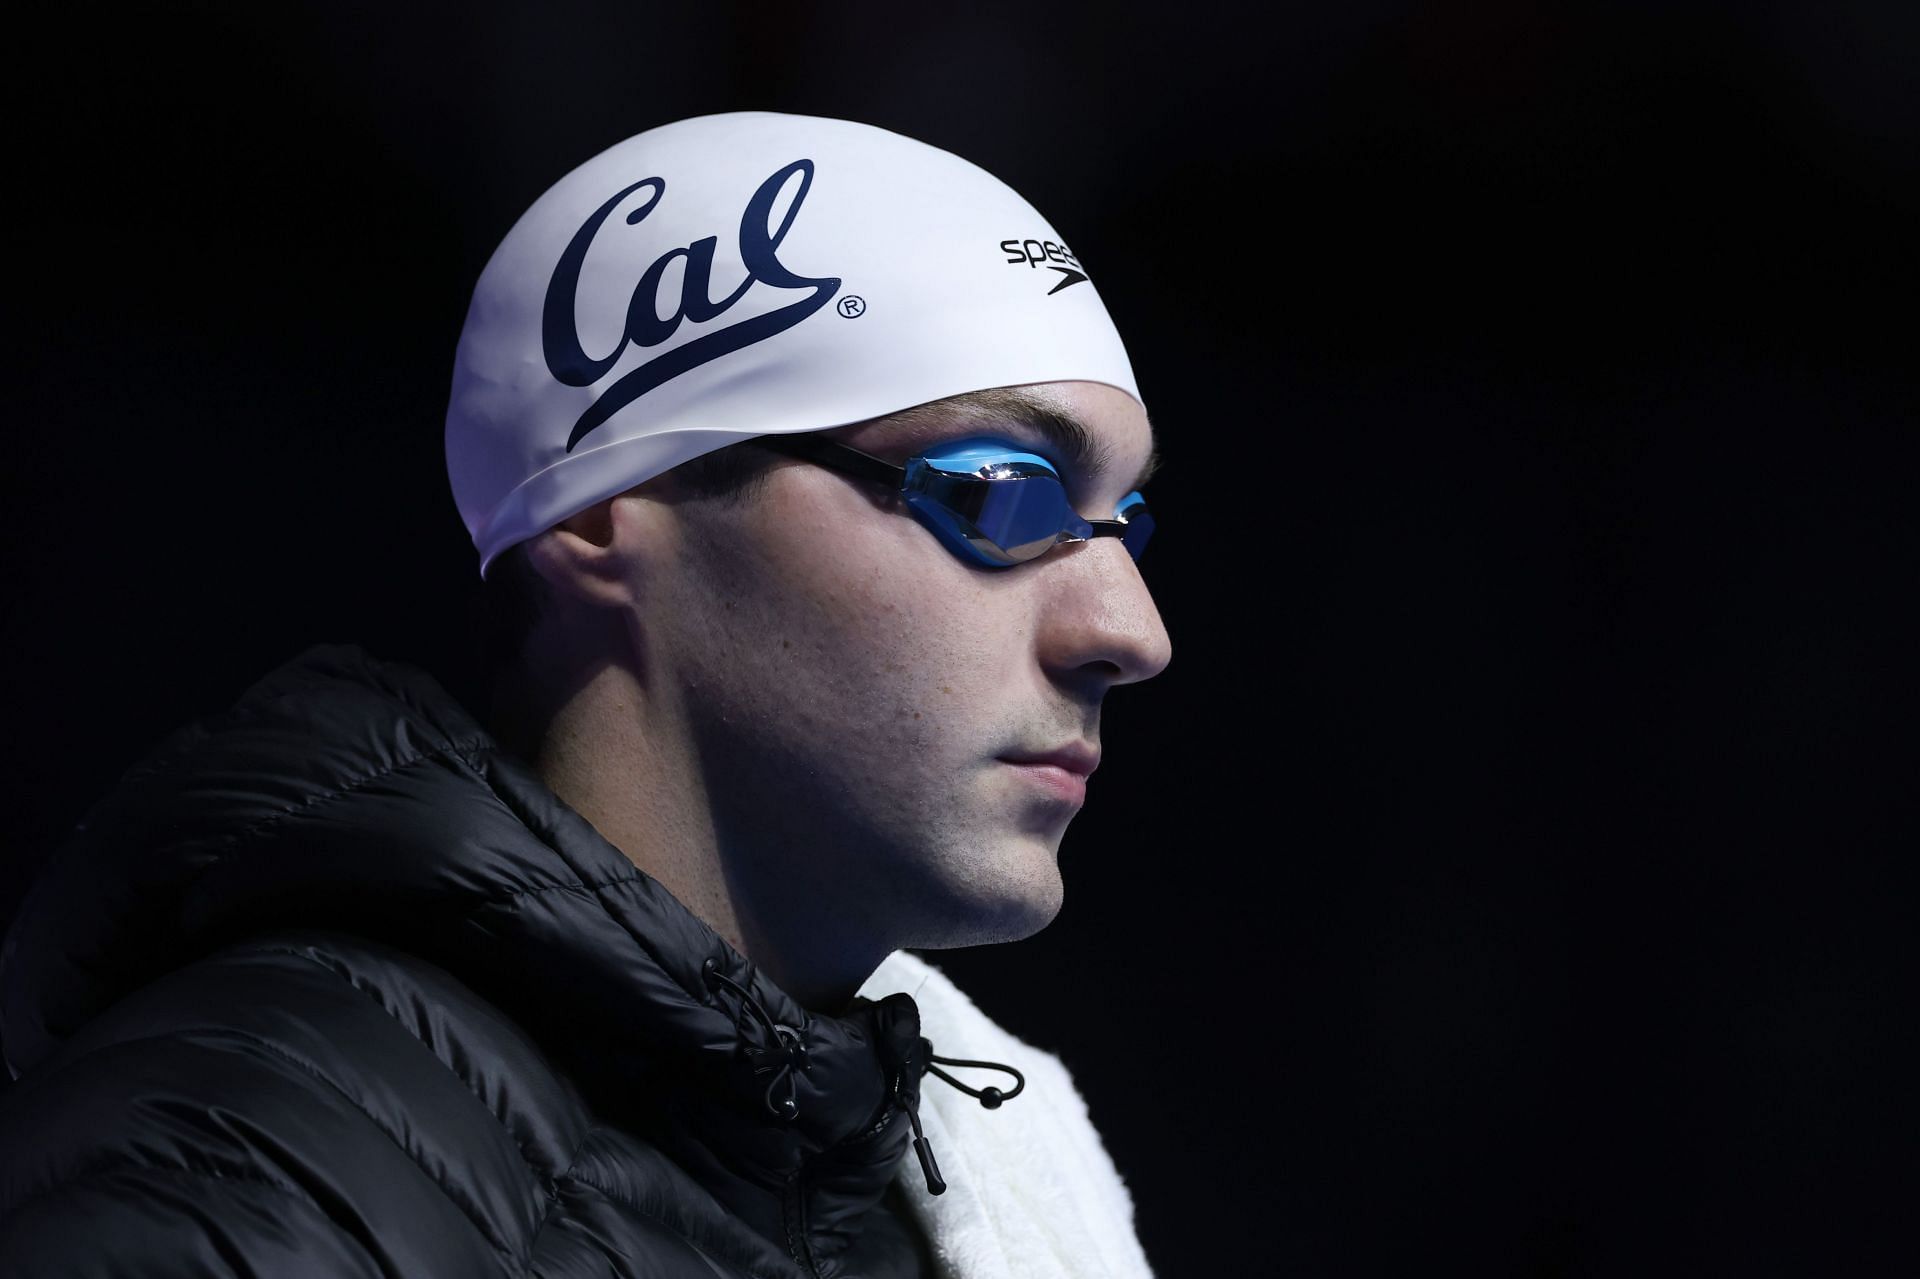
918, 853, 1065, 949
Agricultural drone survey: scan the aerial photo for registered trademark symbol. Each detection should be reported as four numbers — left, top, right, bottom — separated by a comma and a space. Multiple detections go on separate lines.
837, 295, 867, 318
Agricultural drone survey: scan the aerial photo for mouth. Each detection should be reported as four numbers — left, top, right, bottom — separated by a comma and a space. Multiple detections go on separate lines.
997, 745, 1099, 807
998, 744, 1100, 778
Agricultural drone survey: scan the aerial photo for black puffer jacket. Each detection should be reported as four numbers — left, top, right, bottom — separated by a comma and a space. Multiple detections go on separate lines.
0, 643, 963, 1278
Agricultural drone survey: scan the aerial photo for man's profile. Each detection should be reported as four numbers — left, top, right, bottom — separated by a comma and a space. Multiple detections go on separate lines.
0, 112, 1171, 1277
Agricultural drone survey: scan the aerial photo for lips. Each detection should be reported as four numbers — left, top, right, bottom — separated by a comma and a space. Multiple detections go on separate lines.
998, 744, 1100, 778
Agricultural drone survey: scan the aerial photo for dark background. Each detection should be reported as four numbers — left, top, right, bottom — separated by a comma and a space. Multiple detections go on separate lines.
6, 2, 1915, 1274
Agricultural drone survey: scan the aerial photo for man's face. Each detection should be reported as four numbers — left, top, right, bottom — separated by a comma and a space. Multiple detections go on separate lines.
639, 379, 1171, 955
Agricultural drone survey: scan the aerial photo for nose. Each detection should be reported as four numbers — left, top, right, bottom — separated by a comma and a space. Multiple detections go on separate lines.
1035, 539, 1173, 692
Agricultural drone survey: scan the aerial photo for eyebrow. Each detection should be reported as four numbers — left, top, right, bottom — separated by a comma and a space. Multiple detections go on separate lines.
888, 388, 1163, 491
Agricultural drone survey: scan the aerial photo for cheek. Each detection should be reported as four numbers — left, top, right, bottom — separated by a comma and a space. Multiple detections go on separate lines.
778, 550, 1000, 739
678, 487, 1024, 757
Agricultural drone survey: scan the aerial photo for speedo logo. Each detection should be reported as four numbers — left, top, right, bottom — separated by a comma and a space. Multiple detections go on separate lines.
1000, 237, 1088, 295
543, 159, 841, 453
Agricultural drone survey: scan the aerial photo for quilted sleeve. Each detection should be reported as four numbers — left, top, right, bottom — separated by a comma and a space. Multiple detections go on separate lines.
0, 938, 553, 1279
0, 1164, 386, 1278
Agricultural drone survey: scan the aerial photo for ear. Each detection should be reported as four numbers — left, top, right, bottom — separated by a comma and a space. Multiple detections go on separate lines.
520, 489, 666, 613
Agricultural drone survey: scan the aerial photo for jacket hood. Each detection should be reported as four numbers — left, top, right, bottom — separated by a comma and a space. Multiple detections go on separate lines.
0, 642, 935, 1264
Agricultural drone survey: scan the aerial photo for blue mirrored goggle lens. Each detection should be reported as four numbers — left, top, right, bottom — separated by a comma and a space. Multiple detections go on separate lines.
943, 470, 1077, 560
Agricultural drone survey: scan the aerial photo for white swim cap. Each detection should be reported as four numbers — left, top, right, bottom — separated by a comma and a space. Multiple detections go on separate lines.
445, 110, 1142, 579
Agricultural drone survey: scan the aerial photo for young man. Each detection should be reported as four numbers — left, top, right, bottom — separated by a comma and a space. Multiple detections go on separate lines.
0, 113, 1170, 1277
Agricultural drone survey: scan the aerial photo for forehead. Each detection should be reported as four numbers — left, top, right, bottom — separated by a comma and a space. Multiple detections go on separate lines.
822, 381, 1161, 492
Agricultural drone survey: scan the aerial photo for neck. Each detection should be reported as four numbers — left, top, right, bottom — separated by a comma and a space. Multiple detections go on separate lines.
489, 657, 889, 1013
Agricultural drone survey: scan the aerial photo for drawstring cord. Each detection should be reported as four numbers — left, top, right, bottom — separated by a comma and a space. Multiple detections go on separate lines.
704, 960, 810, 1121
925, 1053, 1025, 1110
701, 958, 1026, 1197
898, 1051, 1026, 1196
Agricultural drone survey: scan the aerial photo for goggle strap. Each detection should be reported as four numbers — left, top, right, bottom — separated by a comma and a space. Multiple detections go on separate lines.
753, 433, 903, 487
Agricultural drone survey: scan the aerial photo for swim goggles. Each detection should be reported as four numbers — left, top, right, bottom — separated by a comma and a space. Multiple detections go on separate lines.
751, 433, 1155, 568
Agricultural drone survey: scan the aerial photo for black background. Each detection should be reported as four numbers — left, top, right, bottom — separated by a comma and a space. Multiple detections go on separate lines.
6, 2, 1916, 1274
